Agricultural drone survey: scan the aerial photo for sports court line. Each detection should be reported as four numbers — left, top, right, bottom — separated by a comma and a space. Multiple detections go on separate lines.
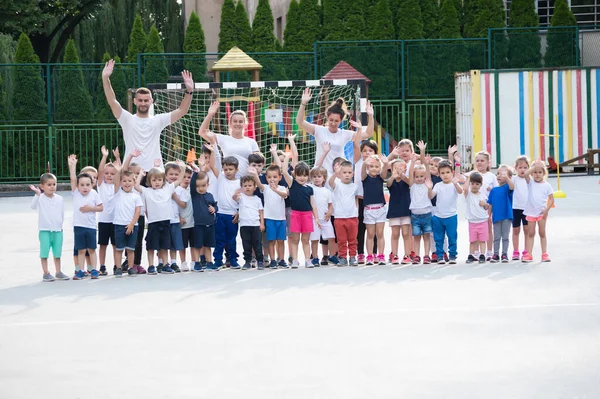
234, 269, 283, 283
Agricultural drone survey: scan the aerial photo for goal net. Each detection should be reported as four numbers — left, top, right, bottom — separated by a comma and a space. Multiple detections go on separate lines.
146, 80, 367, 167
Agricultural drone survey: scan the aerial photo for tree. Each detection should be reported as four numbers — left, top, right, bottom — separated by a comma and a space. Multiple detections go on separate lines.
507, 0, 542, 68
283, 0, 321, 79
283, 0, 301, 50
252, 0, 277, 52
397, 0, 424, 40
55, 39, 94, 122
0, 34, 17, 120
420, 0, 440, 39
0, 75, 7, 121
183, 11, 207, 81
439, 0, 462, 38
218, 0, 237, 53
234, 0, 252, 52
127, 14, 146, 62
365, 0, 397, 98
464, 0, 505, 37
435, 0, 469, 96
144, 24, 169, 84
322, 0, 345, 40
544, 0, 578, 67
12, 33, 47, 122
368, 0, 395, 40
343, 0, 366, 40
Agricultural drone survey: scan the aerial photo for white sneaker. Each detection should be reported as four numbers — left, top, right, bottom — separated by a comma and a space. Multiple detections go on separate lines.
305, 260, 314, 268
181, 261, 190, 272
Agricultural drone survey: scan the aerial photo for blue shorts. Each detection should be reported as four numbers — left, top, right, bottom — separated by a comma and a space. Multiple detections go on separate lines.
411, 212, 433, 236
145, 220, 171, 251
114, 224, 138, 251
265, 219, 286, 241
194, 225, 215, 248
74, 226, 97, 251
170, 223, 184, 251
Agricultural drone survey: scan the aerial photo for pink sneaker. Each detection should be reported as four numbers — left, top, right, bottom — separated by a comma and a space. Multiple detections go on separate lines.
365, 255, 374, 265
512, 251, 520, 261
541, 253, 551, 262
135, 265, 147, 274
377, 254, 386, 265
388, 252, 394, 263
391, 254, 400, 265
401, 255, 411, 265
357, 254, 365, 264
521, 253, 533, 263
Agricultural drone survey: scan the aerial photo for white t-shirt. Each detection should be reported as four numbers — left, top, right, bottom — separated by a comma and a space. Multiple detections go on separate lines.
215, 133, 259, 177
354, 158, 364, 197
97, 183, 116, 223
332, 181, 358, 218
216, 175, 240, 215
313, 125, 354, 176
113, 189, 143, 226
171, 185, 190, 224
263, 185, 287, 221
179, 187, 194, 228
409, 183, 432, 214
524, 180, 553, 217
238, 194, 263, 227
310, 184, 333, 221
465, 190, 489, 223
433, 182, 458, 218
117, 110, 172, 170
481, 171, 498, 196
141, 183, 175, 223
72, 190, 103, 229
31, 194, 64, 232
512, 175, 529, 210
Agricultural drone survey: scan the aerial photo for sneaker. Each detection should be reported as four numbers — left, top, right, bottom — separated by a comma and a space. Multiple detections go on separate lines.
388, 252, 395, 263
257, 262, 264, 270
171, 263, 181, 273
231, 263, 242, 270
338, 258, 348, 266
288, 256, 293, 264
521, 253, 533, 263
501, 254, 509, 263
377, 254, 386, 265
512, 251, 520, 261
328, 255, 339, 265
230, 259, 240, 268
490, 254, 500, 263
269, 260, 278, 269
311, 258, 320, 267
127, 267, 138, 277
161, 265, 175, 274
486, 251, 493, 262
157, 263, 164, 274
466, 254, 476, 264
401, 255, 411, 265
99, 265, 107, 276
478, 254, 485, 263
193, 262, 204, 272
410, 251, 416, 261
306, 260, 314, 268
148, 266, 157, 275
349, 256, 358, 266
242, 263, 252, 270
135, 265, 147, 274
251, 258, 257, 268
55, 271, 70, 280
213, 261, 224, 269
90, 269, 99, 279
73, 270, 86, 280
205, 262, 218, 271
423, 255, 431, 264
181, 261, 190, 272
448, 256, 457, 264
541, 253, 551, 262
391, 254, 400, 265
278, 260, 289, 269
365, 255, 374, 265
291, 260, 300, 269
412, 255, 421, 265
357, 254, 365, 264
431, 253, 438, 262
320, 256, 329, 266
437, 257, 446, 265
122, 264, 129, 274
444, 253, 449, 263
114, 267, 123, 278
42, 273, 55, 282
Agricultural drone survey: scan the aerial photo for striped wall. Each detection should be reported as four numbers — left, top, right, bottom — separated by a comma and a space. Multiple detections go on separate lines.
457, 68, 600, 168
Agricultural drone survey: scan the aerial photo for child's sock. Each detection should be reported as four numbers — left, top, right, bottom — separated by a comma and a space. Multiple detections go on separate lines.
170, 259, 177, 265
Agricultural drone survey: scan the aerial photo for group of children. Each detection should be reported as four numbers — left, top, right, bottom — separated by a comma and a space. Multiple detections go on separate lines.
31, 133, 555, 282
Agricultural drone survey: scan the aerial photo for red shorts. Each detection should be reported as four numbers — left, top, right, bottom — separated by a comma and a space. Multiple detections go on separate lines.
468, 221, 489, 242
289, 210, 314, 234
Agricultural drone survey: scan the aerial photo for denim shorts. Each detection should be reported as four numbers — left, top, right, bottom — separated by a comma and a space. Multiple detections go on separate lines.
74, 227, 97, 251
114, 224, 139, 251
411, 212, 433, 236
170, 223, 184, 251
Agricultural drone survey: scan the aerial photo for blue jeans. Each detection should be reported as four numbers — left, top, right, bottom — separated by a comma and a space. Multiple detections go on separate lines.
213, 213, 239, 264
432, 215, 458, 258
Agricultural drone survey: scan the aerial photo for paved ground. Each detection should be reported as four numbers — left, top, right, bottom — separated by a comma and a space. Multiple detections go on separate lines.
0, 176, 599, 398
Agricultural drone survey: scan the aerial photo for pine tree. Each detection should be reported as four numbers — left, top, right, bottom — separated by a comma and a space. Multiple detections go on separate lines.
0, 74, 7, 121
544, 0, 578, 67
420, 0, 440, 39
296, 0, 322, 49
464, 0, 505, 38
127, 14, 147, 62
144, 24, 169, 84
234, 0, 252, 52
56, 39, 94, 122
13, 33, 47, 122
183, 11, 207, 81
368, 0, 395, 40
283, 0, 302, 50
111, 56, 129, 109
397, 0, 425, 96
507, 0, 541, 68
283, 0, 321, 79
435, 0, 469, 96
218, 0, 237, 53
343, 0, 366, 40
365, 0, 397, 98
96, 53, 113, 121
322, 0, 346, 40
397, 0, 424, 40
439, 0, 463, 38
252, 0, 277, 52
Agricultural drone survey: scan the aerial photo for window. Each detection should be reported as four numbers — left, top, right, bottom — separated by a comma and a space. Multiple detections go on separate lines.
276, 16, 283, 43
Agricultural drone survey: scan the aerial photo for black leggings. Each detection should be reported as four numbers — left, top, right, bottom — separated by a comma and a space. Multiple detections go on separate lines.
134, 215, 145, 265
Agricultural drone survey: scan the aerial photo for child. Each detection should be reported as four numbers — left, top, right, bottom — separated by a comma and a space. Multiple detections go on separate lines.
463, 172, 489, 264
329, 160, 359, 266
354, 139, 378, 264
361, 154, 389, 265
522, 160, 554, 262
512, 155, 531, 260
487, 165, 515, 263
30, 173, 70, 282
165, 161, 187, 272
473, 150, 498, 260
283, 157, 320, 268
72, 164, 98, 274
308, 166, 335, 266
122, 150, 145, 274
134, 161, 185, 275
408, 141, 433, 265
201, 143, 221, 198
97, 145, 118, 276
234, 176, 265, 270
213, 156, 241, 268
189, 170, 219, 271
429, 156, 444, 262
255, 165, 288, 269
178, 166, 195, 272
429, 160, 462, 264
68, 154, 104, 280
386, 158, 411, 265
314, 150, 342, 265
248, 152, 267, 265
112, 168, 142, 277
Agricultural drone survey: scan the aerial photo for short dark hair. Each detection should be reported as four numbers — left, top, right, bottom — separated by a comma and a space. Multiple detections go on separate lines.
120, 170, 135, 180
332, 157, 346, 168
195, 170, 209, 183
294, 161, 310, 177
201, 144, 213, 154
40, 173, 56, 184
266, 165, 281, 175
248, 153, 265, 165
469, 171, 483, 184
77, 172, 93, 184
360, 140, 378, 153
240, 175, 256, 186
222, 156, 239, 168
437, 160, 453, 172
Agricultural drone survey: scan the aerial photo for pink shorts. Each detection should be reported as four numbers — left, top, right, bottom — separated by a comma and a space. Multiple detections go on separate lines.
290, 210, 314, 234
525, 215, 544, 222
469, 221, 489, 242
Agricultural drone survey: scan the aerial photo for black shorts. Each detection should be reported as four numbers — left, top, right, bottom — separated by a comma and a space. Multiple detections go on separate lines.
98, 222, 115, 245
145, 220, 172, 251
194, 225, 215, 248
512, 209, 528, 228
182, 227, 194, 248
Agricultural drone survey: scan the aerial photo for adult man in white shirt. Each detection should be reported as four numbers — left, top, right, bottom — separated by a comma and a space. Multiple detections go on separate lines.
101, 59, 195, 170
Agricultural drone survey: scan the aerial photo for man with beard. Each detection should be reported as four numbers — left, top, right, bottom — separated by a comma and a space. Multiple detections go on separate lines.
101, 59, 194, 170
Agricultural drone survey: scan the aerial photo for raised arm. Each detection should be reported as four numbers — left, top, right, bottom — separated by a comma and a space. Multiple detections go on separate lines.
170, 70, 194, 124
353, 122, 363, 163
314, 142, 331, 168
361, 158, 369, 181
248, 167, 264, 191
282, 154, 293, 187
204, 143, 220, 177
173, 161, 187, 187
198, 101, 219, 142
112, 146, 122, 169
134, 169, 145, 193
98, 145, 109, 186
269, 144, 282, 168
123, 149, 141, 172
296, 88, 317, 136
287, 133, 299, 169
408, 155, 417, 186
68, 154, 78, 192
452, 176, 463, 194
101, 59, 123, 119
463, 174, 471, 198
380, 154, 389, 180
362, 101, 375, 140
328, 164, 340, 190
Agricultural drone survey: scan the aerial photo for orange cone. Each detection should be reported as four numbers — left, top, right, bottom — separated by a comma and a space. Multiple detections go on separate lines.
186, 148, 197, 163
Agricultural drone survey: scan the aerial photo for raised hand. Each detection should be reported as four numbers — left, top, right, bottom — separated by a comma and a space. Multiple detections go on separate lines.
204, 143, 215, 153
181, 70, 194, 92
454, 152, 461, 163
102, 59, 114, 79
29, 185, 41, 195
301, 88, 312, 105
448, 144, 457, 157
68, 154, 78, 167
208, 101, 220, 116
425, 179, 433, 189
270, 143, 278, 153
424, 154, 431, 165
197, 156, 206, 168
113, 146, 121, 160
268, 181, 278, 191
322, 141, 331, 153
154, 158, 162, 168
131, 149, 142, 158
287, 133, 296, 142
333, 162, 341, 177
101, 145, 109, 157
349, 119, 362, 131
366, 100, 374, 116
379, 154, 388, 164
417, 140, 427, 152
247, 166, 258, 176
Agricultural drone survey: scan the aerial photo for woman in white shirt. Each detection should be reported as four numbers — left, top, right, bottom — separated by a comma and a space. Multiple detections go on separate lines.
198, 101, 260, 177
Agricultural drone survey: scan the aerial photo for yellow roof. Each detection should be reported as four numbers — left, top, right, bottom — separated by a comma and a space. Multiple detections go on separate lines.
212, 46, 263, 71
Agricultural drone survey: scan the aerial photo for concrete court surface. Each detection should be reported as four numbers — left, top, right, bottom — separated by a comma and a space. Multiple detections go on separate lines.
0, 176, 599, 399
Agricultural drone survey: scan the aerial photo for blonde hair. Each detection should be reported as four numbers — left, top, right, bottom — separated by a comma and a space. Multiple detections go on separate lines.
414, 164, 426, 172
229, 110, 247, 124
497, 164, 513, 177
532, 161, 548, 176
475, 151, 491, 171
398, 138, 414, 153
310, 166, 328, 186
135, 87, 152, 96
368, 154, 383, 166
514, 155, 530, 168
81, 166, 98, 175
146, 167, 166, 186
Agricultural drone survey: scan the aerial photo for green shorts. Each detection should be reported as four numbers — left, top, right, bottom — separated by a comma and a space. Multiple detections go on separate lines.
39, 231, 63, 259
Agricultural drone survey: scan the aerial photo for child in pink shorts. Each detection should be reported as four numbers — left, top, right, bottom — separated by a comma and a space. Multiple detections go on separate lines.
464, 172, 490, 264
283, 157, 320, 268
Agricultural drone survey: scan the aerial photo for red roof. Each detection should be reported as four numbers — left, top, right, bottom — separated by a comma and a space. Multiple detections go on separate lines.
321, 61, 371, 84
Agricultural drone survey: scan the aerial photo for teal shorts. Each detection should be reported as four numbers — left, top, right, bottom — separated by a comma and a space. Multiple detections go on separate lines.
39, 231, 63, 259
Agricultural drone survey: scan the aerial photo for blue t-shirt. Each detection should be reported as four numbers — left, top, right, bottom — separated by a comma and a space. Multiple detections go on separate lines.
387, 179, 411, 218
487, 184, 514, 223
362, 175, 385, 206
430, 175, 443, 207
289, 181, 313, 212
190, 172, 219, 226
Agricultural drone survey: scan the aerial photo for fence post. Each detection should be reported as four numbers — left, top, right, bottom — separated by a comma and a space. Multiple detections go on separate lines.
400, 41, 405, 100
487, 28, 493, 69
137, 53, 143, 87
46, 63, 53, 172
575, 26, 580, 67
313, 42, 319, 80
